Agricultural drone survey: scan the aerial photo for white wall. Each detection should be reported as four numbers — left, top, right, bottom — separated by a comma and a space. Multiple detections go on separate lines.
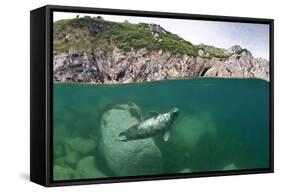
0, 0, 279, 191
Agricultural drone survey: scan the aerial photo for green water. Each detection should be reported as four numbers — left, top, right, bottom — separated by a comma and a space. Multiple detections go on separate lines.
53, 78, 270, 181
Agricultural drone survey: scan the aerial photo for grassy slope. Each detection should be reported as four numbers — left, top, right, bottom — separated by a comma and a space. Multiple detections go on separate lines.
53, 16, 246, 58
53, 16, 198, 56
94, 22, 198, 55
197, 44, 230, 58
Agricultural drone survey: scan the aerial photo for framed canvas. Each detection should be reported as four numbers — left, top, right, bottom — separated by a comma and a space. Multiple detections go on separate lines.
30, 5, 274, 187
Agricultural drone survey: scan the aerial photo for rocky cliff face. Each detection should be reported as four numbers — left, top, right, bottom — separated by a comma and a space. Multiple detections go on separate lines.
53, 17, 269, 83
53, 45, 269, 83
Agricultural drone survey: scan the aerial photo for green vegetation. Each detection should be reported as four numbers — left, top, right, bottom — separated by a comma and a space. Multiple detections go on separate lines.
53, 17, 198, 56
158, 32, 197, 55
197, 44, 230, 59
53, 16, 115, 54
236, 48, 250, 55
53, 27, 94, 54
93, 22, 198, 55
54, 19, 73, 32
53, 16, 249, 58
54, 16, 111, 32
208, 50, 229, 59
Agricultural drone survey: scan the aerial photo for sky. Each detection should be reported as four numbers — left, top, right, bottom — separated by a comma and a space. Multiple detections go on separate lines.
54, 12, 270, 60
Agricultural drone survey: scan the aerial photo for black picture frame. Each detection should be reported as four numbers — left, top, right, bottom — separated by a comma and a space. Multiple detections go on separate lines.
30, 4, 274, 187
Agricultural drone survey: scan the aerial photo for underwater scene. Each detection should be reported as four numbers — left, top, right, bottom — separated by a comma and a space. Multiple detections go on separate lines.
53, 78, 270, 180
52, 12, 271, 181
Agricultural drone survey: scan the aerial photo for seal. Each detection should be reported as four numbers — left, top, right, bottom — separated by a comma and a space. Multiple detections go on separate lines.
118, 107, 180, 142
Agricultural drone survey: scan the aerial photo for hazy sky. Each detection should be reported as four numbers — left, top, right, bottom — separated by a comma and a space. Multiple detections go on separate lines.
54, 12, 270, 60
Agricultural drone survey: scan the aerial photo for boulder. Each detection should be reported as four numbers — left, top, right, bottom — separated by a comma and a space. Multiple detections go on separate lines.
100, 103, 163, 176
172, 113, 217, 151
54, 141, 65, 159
64, 143, 81, 167
76, 156, 106, 179
155, 113, 217, 172
53, 165, 80, 181
61, 136, 97, 167
68, 137, 97, 155
53, 53, 67, 72
179, 168, 192, 173
222, 163, 238, 171
198, 49, 206, 57
54, 157, 68, 167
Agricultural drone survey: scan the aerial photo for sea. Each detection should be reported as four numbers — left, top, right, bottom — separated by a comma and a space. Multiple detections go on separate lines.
53, 78, 270, 180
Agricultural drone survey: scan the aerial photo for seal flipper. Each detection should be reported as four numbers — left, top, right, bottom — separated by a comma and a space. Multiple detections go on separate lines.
148, 111, 159, 119
118, 123, 139, 142
163, 131, 170, 142
128, 123, 140, 131
117, 131, 129, 142
119, 131, 125, 137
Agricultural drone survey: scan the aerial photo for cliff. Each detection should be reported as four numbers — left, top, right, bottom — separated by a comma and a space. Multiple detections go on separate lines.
53, 16, 269, 83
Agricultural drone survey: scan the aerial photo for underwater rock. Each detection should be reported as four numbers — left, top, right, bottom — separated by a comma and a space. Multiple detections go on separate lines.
76, 156, 106, 179
100, 103, 163, 176
53, 165, 80, 180
64, 143, 81, 167
54, 141, 65, 159
68, 137, 97, 155
172, 113, 217, 151
155, 112, 217, 172
54, 157, 68, 167
179, 168, 192, 173
222, 163, 238, 171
